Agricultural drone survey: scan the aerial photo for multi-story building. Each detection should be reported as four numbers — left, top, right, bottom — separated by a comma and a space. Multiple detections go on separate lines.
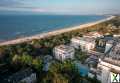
105, 40, 114, 53
71, 37, 95, 52
109, 42, 120, 59
83, 32, 103, 38
97, 58, 120, 83
53, 45, 75, 61
95, 37, 114, 53
0, 68, 36, 83
43, 55, 53, 71
107, 24, 118, 30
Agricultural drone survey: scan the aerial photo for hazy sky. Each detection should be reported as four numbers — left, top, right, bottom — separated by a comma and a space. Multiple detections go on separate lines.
0, 0, 119, 15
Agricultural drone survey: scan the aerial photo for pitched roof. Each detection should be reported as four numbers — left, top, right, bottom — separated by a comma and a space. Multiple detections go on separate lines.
2, 68, 34, 83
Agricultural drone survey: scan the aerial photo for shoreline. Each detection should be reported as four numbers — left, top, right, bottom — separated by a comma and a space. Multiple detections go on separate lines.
0, 16, 115, 46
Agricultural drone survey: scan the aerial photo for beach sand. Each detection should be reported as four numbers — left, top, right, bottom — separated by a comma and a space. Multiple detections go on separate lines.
0, 16, 115, 46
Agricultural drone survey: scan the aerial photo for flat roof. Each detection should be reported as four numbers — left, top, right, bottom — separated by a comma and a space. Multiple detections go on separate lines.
72, 37, 95, 43
55, 45, 74, 52
84, 32, 102, 37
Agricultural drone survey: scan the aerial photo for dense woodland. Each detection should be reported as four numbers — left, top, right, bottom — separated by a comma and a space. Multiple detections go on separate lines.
0, 16, 120, 83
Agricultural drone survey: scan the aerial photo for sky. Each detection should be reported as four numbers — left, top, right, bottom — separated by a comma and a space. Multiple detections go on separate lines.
0, 0, 119, 15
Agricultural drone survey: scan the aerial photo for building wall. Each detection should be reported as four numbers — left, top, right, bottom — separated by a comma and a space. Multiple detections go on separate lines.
105, 43, 112, 53
109, 44, 120, 59
20, 73, 36, 83
71, 38, 95, 52
71, 38, 81, 49
101, 66, 110, 83
97, 60, 120, 83
54, 47, 75, 61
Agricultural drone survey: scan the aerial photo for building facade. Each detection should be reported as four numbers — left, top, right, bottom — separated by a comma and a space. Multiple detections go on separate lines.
83, 32, 102, 38
53, 45, 75, 61
71, 37, 95, 52
109, 42, 120, 59
3, 68, 36, 83
95, 37, 114, 53
97, 58, 120, 83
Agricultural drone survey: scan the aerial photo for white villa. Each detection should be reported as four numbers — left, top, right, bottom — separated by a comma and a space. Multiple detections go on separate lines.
53, 45, 75, 61
71, 37, 95, 52
97, 58, 120, 83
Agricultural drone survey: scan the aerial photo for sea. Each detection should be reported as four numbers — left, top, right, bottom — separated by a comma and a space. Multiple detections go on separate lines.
0, 15, 107, 41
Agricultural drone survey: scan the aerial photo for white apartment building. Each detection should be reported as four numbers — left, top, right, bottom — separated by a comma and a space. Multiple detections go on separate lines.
83, 32, 102, 38
53, 45, 75, 61
71, 37, 95, 52
97, 58, 120, 83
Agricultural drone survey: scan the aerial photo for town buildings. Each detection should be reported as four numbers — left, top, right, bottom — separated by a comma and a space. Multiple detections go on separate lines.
71, 32, 115, 55
74, 33, 120, 83
85, 36, 120, 83
53, 45, 75, 61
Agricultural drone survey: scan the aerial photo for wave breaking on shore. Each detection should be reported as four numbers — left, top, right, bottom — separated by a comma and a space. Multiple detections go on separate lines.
0, 16, 115, 46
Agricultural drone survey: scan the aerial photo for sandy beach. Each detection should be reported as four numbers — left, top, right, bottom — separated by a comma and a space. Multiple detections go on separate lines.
0, 16, 115, 46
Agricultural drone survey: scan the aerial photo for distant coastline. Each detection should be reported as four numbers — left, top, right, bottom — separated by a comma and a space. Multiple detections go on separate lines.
0, 15, 107, 40
0, 15, 115, 46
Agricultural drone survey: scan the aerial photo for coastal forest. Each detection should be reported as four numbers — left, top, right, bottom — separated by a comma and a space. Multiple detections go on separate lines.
0, 16, 120, 83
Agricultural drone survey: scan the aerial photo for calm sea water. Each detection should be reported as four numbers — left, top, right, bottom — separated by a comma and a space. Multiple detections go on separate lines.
0, 15, 107, 40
